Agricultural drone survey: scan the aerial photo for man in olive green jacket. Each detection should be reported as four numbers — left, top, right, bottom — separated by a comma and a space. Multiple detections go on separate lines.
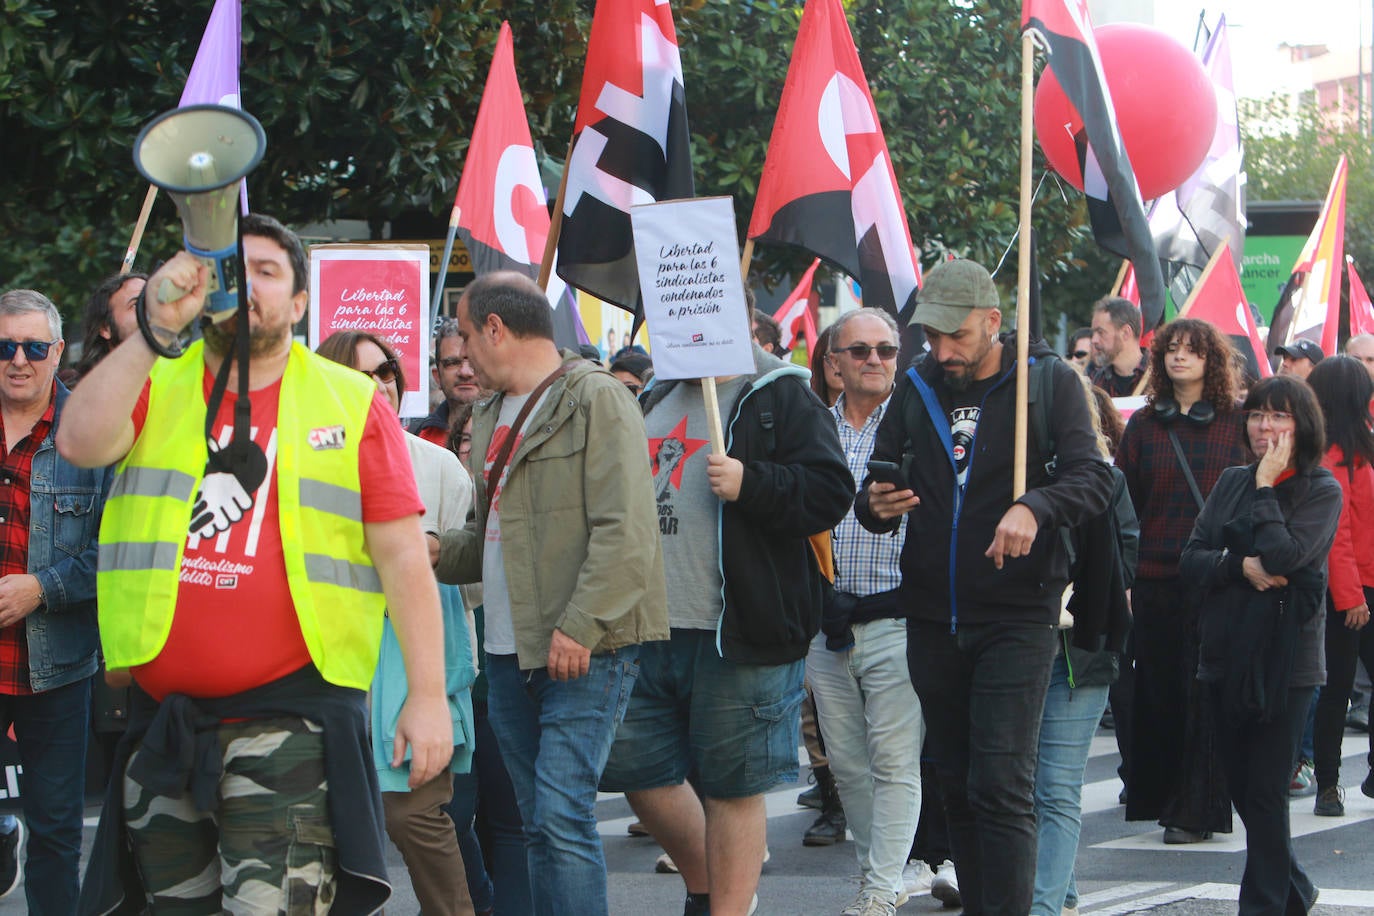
431, 272, 667, 916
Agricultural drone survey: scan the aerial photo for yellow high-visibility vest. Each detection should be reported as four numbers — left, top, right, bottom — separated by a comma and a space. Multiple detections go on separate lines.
98, 341, 386, 690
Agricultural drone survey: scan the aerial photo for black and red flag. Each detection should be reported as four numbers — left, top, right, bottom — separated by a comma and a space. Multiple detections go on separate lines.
556, 0, 695, 318
1022, 0, 1167, 330
453, 22, 584, 348
748, 0, 921, 320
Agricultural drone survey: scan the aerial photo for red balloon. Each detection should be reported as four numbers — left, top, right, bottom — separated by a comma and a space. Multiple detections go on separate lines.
1034, 23, 1218, 201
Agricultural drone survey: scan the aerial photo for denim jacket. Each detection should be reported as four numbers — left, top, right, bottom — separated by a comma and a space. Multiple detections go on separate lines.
25, 382, 112, 692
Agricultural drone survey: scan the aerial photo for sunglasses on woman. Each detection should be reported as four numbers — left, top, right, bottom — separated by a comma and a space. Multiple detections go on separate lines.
0, 339, 60, 361
361, 358, 400, 384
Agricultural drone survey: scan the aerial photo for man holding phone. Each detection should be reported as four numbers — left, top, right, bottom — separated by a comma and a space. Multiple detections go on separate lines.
855, 259, 1112, 915
807, 308, 925, 916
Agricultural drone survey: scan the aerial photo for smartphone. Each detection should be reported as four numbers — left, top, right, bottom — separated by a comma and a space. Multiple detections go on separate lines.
866, 459, 909, 491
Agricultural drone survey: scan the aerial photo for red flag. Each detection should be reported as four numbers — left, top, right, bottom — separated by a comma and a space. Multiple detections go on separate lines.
747, 0, 920, 319
454, 23, 549, 277
1271, 155, 1346, 356
773, 258, 822, 354
1180, 246, 1271, 381
1348, 257, 1374, 339
1022, 0, 1166, 329
557, 0, 695, 317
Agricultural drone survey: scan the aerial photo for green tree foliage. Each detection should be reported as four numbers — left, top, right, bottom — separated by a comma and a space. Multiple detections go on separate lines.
1, 0, 1098, 332
1241, 94, 1374, 275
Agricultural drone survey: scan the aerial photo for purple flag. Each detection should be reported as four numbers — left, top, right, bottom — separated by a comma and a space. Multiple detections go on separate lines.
179, 0, 241, 107
179, 0, 247, 210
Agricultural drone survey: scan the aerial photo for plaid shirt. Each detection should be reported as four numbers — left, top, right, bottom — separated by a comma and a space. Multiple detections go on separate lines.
1116, 406, 1248, 579
831, 393, 903, 597
0, 395, 54, 695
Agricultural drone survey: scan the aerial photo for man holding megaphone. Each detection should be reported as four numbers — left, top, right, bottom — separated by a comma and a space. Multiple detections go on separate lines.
59, 214, 453, 914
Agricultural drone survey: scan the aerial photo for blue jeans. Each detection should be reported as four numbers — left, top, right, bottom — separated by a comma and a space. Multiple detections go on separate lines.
0, 676, 91, 916
807, 620, 924, 899
485, 650, 640, 916
1032, 651, 1109, 915
907, 620, 1056, 916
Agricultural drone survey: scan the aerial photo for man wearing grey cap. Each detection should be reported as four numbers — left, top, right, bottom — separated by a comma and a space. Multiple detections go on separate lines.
1275, 339, 1324, 380
855, 259, 1112, 915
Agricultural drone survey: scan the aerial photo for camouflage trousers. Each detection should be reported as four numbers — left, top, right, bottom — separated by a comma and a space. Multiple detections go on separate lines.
123, 716, 336, 915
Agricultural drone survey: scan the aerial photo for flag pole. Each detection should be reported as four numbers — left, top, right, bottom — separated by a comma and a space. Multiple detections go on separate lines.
1108, 259, 1129, 297
121, 186, 160, 275
431, 199, 461, 320
739, 238, 755, 283
1173, 244, 1227, 320
538, 137, 576, 292
1014, 30, 1036, 500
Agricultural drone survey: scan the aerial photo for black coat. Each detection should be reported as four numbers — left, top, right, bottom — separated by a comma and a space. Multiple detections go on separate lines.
642, 349, 854, 664
855, 334, 1114, 627
1180, 464, 1342, 719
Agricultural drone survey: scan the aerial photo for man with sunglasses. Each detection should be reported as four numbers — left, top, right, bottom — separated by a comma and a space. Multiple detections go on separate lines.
1066, 327, 1093, 372
0, 290, 111, 914
807, 307, 925, 916
856, 259, 1112, 915
600, 309, 852, 916
59, 215, 451, 914
411, 318, 486, 449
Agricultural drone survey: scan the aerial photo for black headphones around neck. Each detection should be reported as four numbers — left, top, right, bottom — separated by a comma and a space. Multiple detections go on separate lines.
1152, 398, 1216, 426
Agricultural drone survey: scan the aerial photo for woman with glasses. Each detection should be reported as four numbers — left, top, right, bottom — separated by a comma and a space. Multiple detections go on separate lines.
1180, 376, 1341, 915
316, 330, 481, 916
1306, 357, 1374, 817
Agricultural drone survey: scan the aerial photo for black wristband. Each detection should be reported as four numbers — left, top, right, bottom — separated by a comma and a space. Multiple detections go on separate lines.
134, 286, 189, 359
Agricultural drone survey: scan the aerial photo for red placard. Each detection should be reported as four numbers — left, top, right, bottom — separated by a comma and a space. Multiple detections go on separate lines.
309, 245, 430, 417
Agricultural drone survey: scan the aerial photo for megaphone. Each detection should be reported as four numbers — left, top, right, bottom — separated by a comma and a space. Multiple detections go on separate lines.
133, 104, 266, 322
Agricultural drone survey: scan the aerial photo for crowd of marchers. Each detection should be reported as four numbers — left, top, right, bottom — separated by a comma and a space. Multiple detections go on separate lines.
0, 222, 1368, 916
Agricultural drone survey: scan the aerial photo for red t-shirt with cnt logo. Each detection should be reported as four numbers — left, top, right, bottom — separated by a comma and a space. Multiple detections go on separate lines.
128, 370, 422, 700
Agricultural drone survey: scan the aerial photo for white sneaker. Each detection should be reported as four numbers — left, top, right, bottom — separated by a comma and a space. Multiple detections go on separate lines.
902, 860, 935, 899
1062, 907, 1080, 916
842, 890, 898, 916
931, 860, 961, 908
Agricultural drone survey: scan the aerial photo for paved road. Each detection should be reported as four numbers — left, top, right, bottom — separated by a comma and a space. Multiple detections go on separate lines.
3, 729, 1372, 913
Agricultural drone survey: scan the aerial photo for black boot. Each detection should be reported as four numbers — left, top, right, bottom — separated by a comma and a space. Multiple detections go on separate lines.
802, 765, 846, 846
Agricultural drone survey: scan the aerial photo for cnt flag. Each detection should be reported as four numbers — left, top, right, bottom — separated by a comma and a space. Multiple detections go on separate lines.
1022, 0, 1166, 330
557, 0, 694, 320
1178, 246, 1271, 382
1348, 257, 1374, 339
772, 258, 823, 354
452, 23, 584, 348
1270, 155, 1347, 356
453, 23, 549, 278
748, 0, 920, 320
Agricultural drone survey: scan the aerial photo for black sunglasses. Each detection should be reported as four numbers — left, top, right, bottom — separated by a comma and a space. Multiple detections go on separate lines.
833, 343, 899, 361
0, 339, 59, 361
361, 358, 400, 384
1070, 350, 1090, 360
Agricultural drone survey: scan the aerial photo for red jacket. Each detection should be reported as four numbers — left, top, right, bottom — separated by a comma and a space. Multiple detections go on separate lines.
1322, 445, 1374, 610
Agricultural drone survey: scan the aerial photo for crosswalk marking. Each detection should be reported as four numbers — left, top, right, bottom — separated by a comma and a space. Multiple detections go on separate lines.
1080, 882, 1374, 913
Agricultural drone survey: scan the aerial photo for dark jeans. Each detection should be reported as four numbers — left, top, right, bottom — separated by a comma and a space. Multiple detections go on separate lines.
1109, 631, 1134, 789
1215, 685, 1318, 915
907, 620, 1056, 916
910, 757, 951, 866
1314, 587, 1374, 790
0, 676, 91, 916
446, 702, 533, 915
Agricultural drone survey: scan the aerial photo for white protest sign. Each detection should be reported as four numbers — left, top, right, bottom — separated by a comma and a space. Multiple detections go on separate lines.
631, 196, 754, 381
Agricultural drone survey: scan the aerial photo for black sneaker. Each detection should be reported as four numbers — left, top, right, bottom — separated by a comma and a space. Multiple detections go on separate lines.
1363, 770, 1374, 799
0, 820, 23, 899
683, 892, 711, 916
1314, 785, 1345, 817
